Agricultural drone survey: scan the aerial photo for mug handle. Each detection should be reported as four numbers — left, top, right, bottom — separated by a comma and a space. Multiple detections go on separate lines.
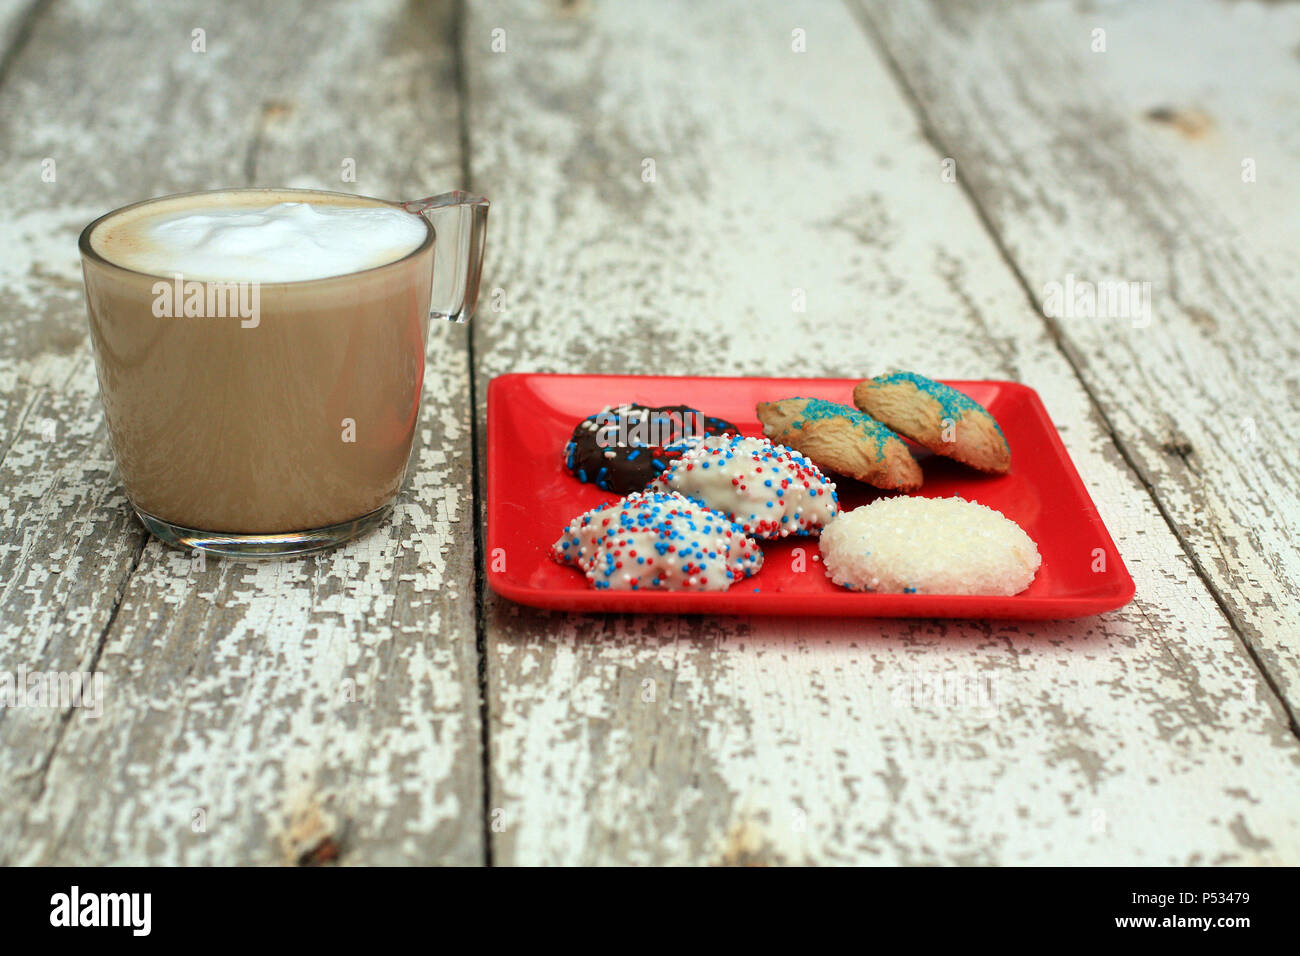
400, 191, 489, 324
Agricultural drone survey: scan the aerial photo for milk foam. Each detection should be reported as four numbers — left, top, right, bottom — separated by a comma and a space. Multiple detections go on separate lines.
95, 200, 429, 282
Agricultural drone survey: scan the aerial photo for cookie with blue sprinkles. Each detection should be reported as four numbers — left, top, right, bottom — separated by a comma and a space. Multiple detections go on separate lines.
552, 491, 763, 591
563, 403, 738, 494
853, 372, 1010, 475
756, 397, 922, 491
649, 433, 838, 539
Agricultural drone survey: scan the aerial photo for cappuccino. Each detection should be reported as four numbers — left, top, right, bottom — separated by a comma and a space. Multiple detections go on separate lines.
80, 188, 437, 551
89, 191, 428, 282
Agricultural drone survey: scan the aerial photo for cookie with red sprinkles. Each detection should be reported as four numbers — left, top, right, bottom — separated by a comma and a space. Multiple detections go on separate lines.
563, 404, 738, 494
649, 434, 838, 539
552, 491, 763, 591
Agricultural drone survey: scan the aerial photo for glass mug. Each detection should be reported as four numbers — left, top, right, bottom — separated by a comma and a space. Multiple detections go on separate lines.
78, 187, 488, 558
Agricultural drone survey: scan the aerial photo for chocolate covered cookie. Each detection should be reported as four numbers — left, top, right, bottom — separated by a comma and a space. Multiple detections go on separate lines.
563, 403, 738, 493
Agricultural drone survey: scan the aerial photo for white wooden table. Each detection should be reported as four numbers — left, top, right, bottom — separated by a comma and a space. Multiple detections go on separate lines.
1, 0, 1297, 865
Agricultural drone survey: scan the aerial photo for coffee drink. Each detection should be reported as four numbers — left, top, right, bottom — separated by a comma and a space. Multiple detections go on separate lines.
80, 188, 439, 553
91, 192, 429, 282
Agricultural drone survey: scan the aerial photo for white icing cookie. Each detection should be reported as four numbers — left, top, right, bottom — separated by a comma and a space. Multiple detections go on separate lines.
552, 491, 763, 591
649, 434, 838, 539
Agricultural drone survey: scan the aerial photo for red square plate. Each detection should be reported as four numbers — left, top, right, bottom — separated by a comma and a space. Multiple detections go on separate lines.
485, 374, 1134, 618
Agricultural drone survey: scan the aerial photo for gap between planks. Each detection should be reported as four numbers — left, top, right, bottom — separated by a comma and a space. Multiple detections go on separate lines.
450, 0, 497, 869
17, 535, 146, 808
0, 0, 50, 90
845, 0, 1300, 741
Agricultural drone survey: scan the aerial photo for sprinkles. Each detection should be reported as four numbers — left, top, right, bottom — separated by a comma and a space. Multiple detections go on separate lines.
552, 491, 763, 591
563, 404, 738, 494
649, 434, 838, 539
782, 397, 901, 459
872, 371, 1003, 437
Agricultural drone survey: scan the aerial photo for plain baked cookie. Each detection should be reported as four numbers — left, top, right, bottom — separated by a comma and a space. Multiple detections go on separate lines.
756, 397, 922, 491
852, 371, 1010, 475
819, 496, 1041, 595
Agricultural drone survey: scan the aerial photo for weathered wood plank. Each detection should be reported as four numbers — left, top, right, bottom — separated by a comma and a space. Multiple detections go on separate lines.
466, 0, 1300, 864
856, 0, 1300, 717
0, 0, 482, 864
0, 0, 42, 75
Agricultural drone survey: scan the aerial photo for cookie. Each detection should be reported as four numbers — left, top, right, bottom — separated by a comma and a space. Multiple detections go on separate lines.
819, 496, 1040, 595
649, 433, 838, 539
552, 491, 763, 591
852, 372, 1010, 475
755, 397, 922, 491
563, 404, 738, 493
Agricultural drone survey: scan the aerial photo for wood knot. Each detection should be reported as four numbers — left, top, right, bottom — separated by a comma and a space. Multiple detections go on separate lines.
1144, 106, 1213, 140
297, 835, 341, 866
261, 100, 294, 121
714, 818, 774, 866
280, 796, 343, 866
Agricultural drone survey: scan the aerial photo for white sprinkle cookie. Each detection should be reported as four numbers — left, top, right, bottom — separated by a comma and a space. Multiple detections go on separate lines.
649, 433, 838, 539
756, 397, 922, 491
853, 372, 1010, 475
819, 496, 1041, 595
552, 491, 763, 591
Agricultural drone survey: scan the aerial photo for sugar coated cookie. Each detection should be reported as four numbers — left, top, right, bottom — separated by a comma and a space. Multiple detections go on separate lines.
756, 397, 922, 491
648, 433, 838, 539
853, 372, 1010, 474
564, 404, 738, 493
819, 496, 1040, 595
552, 491, 762, 591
